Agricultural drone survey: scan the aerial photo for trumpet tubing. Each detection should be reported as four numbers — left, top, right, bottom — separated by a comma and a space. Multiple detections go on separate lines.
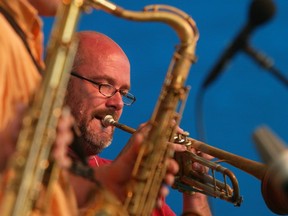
106, 117, 288, 215
184, 136, 267, 180
102, 115, 269, 207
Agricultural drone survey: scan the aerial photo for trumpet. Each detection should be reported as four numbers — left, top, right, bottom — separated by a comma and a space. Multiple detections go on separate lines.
102, 115, 288, 215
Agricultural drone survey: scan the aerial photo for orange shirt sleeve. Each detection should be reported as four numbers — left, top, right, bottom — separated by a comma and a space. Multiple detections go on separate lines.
0, 13, 41, 131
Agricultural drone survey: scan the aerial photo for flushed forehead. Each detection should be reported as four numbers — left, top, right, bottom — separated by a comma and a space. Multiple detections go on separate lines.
78, 32, 129, 67
76, 32, 130, 83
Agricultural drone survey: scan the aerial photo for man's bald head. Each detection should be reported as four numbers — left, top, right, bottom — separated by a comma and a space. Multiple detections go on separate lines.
72, 31, 129, 72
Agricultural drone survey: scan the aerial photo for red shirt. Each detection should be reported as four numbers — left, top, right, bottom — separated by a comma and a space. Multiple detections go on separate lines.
88, 155, 176, 216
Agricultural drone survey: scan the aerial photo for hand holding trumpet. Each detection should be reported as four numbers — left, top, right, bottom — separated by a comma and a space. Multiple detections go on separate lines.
172, 127, 213, 216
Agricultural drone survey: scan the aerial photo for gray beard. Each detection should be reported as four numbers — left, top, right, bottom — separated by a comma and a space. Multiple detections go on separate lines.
79, 124, 113, 156
83, 136, 112, 155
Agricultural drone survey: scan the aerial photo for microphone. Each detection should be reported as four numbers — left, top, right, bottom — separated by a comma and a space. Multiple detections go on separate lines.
252, 126, 288, 215
202, 0, 276, 89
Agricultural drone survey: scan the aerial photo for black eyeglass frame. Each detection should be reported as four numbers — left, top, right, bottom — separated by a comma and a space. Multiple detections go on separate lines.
70, 72, 136, 105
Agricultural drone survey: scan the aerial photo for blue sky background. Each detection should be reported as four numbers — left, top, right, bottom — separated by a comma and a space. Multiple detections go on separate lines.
43, 1, 288, 215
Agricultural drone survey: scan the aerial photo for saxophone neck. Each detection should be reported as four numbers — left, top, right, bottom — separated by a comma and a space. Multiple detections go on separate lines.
87, 1, 199, 48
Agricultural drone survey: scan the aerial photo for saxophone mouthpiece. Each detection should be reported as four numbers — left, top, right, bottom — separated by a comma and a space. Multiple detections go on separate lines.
102, 115, 116, 127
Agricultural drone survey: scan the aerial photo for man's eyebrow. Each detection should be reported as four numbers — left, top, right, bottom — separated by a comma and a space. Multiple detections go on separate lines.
90, 75, 130, 90
89, 74, 111, 82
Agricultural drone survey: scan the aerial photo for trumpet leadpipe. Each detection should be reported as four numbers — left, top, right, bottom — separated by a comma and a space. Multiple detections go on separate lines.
104, 115, 268, 180
102, 115, 136, 134
185, 137, 268, 181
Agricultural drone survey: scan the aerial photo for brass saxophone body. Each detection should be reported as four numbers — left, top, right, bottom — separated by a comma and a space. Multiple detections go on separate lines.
0, 1, 82, 215
0, 1, 199, 215
86, 1, 199, 215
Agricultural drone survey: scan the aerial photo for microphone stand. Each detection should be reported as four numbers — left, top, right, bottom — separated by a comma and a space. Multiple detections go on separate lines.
243, 45, 288, 88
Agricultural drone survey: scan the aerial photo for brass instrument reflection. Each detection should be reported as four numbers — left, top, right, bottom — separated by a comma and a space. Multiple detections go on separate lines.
103, 115, 288, 215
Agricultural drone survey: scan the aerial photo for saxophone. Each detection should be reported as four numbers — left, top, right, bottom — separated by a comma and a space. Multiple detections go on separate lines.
0, 1, 82, 215
0, 0, 199, 215
84, 1, 199, 215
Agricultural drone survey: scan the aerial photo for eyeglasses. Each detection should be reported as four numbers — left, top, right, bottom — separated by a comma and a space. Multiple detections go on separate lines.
70, 72, 136, 105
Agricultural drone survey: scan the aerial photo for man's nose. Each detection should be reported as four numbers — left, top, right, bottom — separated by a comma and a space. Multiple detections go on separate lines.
106, 91, 124, 110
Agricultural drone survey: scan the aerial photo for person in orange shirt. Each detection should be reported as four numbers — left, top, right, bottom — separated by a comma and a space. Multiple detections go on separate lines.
0, 0, 44, 170
0, 1, 78, 215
